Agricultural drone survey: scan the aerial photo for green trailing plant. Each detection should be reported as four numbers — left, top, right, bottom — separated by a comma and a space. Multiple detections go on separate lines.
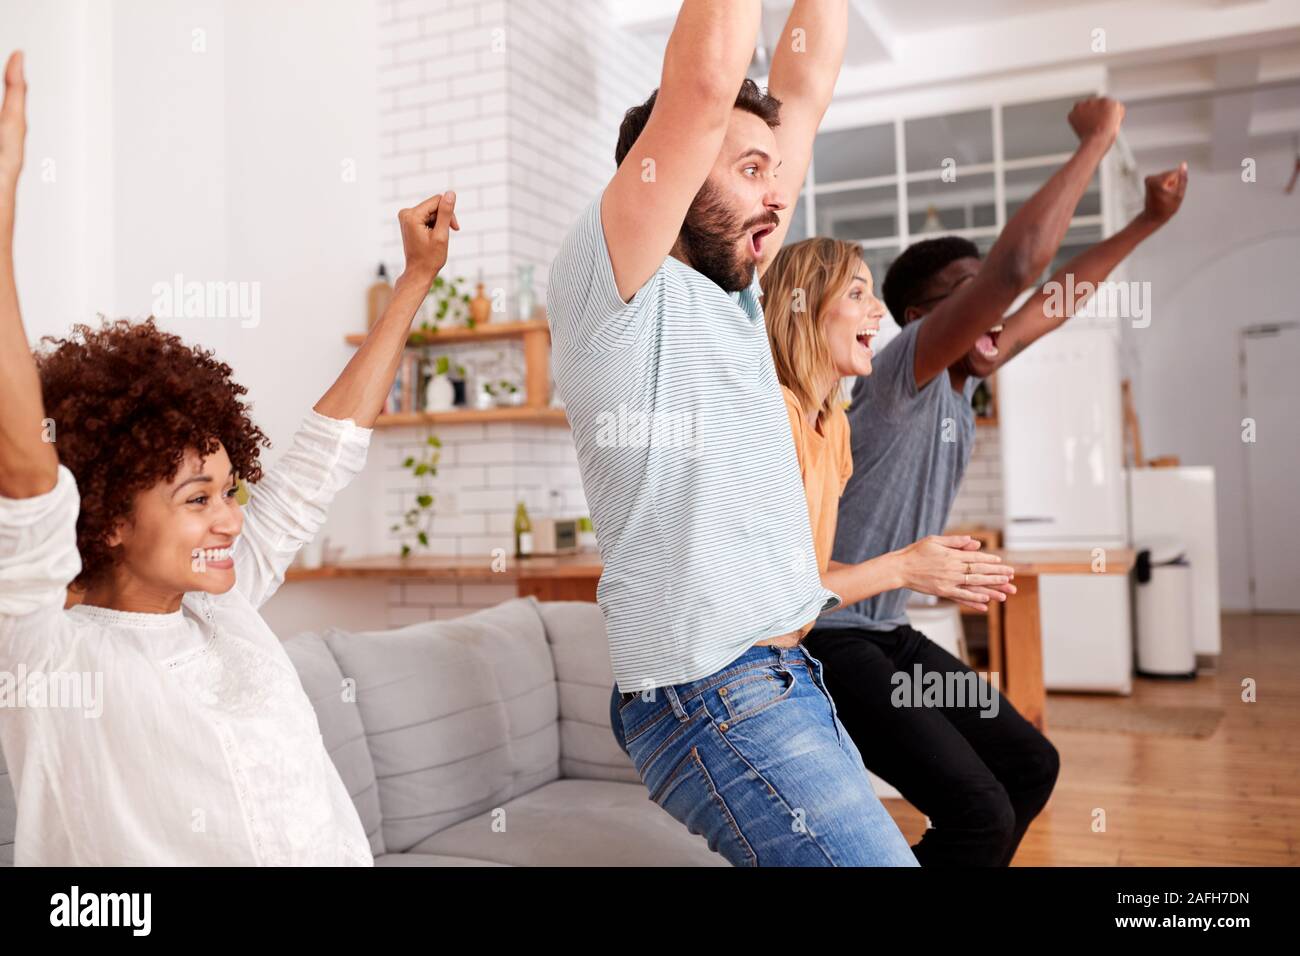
483, 379, 521, 404
390, 432, 442, 558
417, 275, 472, 335
433, 354, 465, 379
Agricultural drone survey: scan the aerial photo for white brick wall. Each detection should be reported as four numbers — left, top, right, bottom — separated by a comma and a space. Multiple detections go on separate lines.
948, 426, 1005, 530
372, 0, 658, 621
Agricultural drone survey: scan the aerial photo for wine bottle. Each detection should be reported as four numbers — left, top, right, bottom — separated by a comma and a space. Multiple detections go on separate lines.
514, 502, 533, 559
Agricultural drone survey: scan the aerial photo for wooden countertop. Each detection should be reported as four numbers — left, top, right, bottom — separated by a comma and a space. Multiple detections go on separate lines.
283, 552, 603, 582
991, 548, 1136, 575
284, 547, 1135, 582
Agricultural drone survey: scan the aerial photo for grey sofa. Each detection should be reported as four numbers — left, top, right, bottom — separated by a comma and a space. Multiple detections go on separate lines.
0, 597, 724, 866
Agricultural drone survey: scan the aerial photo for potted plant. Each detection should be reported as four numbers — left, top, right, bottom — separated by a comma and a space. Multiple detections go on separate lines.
424, 354, 466, 412
484, 379, 524, 407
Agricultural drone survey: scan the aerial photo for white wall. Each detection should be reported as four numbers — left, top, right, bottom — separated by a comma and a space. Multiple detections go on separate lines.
9, 0, 380, 577
1123, 144, 1300, 610
1, 0, 114, 341
107, 0, 378, 541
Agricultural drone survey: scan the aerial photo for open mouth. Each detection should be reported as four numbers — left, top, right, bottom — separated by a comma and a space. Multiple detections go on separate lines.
196, 545, 236, 569
975, 323, 1004, 359
855, 328, 878, 356
749, 224, 776, 258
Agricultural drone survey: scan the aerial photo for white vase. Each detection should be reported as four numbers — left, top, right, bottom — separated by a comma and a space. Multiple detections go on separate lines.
425, 373, 455, 412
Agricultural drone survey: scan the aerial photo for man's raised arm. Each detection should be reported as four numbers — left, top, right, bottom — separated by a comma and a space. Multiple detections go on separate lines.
601, 0, 761, 303
911, 97, 1126, 387
988, 162, 1188, 368
759, 0, 848, 278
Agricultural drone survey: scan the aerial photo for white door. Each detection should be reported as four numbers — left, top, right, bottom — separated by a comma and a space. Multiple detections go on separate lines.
1241, 323, 1300, 612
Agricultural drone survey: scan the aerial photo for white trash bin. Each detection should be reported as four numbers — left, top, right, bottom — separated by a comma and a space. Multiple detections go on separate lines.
1134, 537, 1197, 678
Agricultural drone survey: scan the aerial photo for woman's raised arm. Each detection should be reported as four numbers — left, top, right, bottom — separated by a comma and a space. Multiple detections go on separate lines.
313, 192, 459, 428
0, 51, 58, 499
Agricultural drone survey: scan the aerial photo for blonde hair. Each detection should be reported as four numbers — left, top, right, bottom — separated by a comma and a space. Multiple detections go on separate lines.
761, 237, 865, 422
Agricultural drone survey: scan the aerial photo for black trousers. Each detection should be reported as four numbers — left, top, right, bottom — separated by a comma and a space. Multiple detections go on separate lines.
803, 623, 1060, 867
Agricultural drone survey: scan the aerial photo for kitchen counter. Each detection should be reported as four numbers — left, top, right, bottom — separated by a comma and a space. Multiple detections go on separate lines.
284, 552, 603, 602
990, 548, 1136, 731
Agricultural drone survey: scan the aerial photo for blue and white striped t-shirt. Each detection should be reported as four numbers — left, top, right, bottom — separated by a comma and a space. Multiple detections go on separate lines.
547, 196, 841, 692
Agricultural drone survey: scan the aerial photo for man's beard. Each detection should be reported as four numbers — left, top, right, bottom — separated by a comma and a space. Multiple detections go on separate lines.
676, 181, 777, 293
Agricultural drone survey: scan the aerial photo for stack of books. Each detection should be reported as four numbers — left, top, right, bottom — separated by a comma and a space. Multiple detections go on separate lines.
384, 352, 433, 415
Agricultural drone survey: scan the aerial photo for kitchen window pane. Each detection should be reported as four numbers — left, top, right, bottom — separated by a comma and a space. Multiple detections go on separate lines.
904, 109, 994, 173
785, 193, 809, 243
907, 174, 996, 234
1005, 165, 1101, 220
814, 185, 899, 241
813, 123, 896, 184
1003, 95, 1092, 161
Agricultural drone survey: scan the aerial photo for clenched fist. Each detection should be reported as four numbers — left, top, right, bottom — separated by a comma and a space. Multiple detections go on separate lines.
1068, 96, 1125, 149
1141, 162, 1189, 226
397, 192, 460, 287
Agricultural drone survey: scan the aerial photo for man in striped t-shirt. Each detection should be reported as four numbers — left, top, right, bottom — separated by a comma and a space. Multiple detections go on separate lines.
547, 0, 915, 867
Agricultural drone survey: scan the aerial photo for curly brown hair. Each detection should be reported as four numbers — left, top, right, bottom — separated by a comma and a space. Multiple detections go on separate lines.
35, 318, 270, 590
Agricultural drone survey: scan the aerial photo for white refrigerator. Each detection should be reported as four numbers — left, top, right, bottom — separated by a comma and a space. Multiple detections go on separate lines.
998, 327, 1134, 693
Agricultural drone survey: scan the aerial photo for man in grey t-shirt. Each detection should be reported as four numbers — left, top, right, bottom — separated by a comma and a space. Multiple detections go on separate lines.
805, 101, 1188, 866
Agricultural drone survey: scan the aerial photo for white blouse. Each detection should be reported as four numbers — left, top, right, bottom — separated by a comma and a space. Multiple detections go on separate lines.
0, 410, 374, 866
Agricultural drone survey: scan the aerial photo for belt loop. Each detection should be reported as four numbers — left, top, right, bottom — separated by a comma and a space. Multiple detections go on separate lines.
663, 683, 688, 721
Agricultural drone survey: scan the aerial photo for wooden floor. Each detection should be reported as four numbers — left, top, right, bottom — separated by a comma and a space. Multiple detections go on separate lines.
882, 612, 1300, 865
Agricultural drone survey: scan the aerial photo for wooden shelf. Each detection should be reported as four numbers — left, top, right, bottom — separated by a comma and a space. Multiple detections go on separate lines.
349, 316, 558, 426
372, 405, 569, 428
345, 318, 549, 349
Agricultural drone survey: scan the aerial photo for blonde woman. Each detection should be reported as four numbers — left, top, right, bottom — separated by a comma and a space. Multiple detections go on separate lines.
762, 237, 1011, 625
761, 237, 1034, 866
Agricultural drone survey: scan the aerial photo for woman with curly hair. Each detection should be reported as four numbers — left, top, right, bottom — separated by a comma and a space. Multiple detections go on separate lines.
0, 51, 458, 865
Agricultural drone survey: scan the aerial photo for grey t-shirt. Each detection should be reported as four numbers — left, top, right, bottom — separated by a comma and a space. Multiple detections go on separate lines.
818, 318, 980, 631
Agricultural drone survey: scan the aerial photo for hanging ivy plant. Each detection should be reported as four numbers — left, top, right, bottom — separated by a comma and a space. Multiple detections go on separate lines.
390, 431, 442, 558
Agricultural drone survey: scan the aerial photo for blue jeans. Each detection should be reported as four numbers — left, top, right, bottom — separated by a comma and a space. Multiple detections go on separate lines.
609, 643, 918, 867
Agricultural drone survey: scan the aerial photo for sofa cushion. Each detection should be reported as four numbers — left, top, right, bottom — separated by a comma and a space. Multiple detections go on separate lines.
282, 631, 385, 857
536, 601, 638, 784
325, 598, 560, 853
412, 778, 726, 867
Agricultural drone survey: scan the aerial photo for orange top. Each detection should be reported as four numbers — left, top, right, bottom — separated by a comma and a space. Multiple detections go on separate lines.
780, 386, 853, 636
